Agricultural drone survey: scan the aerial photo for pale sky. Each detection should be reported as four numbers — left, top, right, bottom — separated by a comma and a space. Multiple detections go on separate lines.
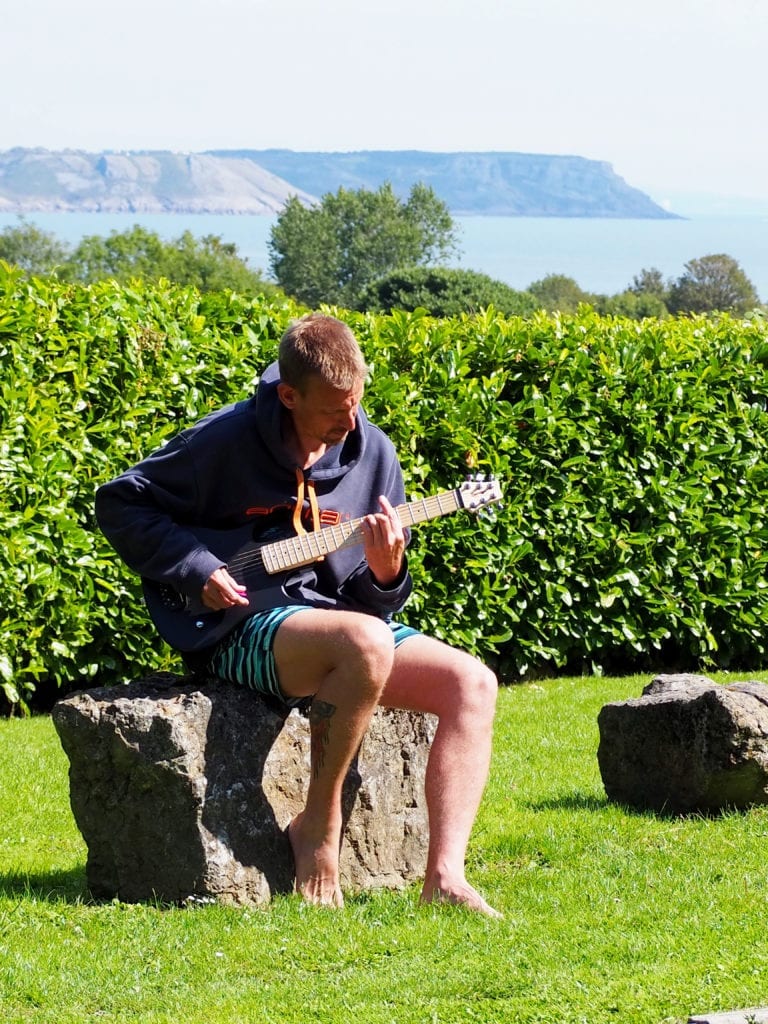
5, 0, 768, 205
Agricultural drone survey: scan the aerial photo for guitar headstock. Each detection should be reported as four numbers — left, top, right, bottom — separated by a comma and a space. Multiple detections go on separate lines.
457, 475, 503, 513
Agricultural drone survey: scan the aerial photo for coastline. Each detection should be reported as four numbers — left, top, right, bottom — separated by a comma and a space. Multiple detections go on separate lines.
2, 210, 766, 300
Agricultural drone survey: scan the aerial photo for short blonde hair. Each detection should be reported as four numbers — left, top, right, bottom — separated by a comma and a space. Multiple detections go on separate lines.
278, 314, 368, 392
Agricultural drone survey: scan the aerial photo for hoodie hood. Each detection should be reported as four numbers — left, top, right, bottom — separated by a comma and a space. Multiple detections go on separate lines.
254, 360, 369, 483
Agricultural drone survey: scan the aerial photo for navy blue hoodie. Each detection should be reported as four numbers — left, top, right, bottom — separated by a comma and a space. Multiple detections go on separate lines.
95, 362, 413, 642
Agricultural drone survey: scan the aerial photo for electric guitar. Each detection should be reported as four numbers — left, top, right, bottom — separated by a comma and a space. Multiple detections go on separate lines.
142, 477, 502, 652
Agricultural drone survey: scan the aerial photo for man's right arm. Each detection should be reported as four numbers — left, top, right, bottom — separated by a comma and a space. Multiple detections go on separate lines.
95, 438, 225, 600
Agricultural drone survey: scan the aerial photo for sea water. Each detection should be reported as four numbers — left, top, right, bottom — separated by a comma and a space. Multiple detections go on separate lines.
1, 211, 766, 301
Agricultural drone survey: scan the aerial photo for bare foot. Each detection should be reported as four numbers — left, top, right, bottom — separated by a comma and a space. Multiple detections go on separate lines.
420, 876, 502, 918
288, 812, 344, 908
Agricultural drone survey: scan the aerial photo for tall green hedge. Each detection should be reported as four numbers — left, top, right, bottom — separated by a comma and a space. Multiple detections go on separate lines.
0, 267, 297, 709
360, 307, 768, 680
2, 264, 768, 710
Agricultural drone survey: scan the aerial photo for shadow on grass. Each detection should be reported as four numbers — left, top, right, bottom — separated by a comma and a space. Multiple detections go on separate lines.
0, 866, 89, 903
526, 790, 611, 813
527, 789, 753, 821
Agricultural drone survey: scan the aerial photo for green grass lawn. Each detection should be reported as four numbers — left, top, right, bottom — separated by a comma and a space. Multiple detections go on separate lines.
3, 672, 768, 1024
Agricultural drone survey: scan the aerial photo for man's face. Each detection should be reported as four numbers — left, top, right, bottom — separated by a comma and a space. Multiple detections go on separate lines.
279, 376, 365, 449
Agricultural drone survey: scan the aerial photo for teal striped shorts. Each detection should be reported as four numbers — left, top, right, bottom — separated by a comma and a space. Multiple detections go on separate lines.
208, 605, 420, 708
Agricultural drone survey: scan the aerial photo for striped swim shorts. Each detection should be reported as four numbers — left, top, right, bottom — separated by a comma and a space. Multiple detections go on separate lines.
208, 605, 420, 708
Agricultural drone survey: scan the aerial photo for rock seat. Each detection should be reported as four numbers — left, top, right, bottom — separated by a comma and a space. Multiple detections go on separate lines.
52, 673, 435, 905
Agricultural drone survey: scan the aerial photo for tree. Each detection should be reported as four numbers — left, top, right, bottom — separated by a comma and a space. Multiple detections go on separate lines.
361, 266, 538, 317
0, 218, 71, 275
64, 225, 279, 295
400, 183, 458, 265
630, 267, 670, 301
267, 197, 340, 308
595, 289, 668, 319
667, 254, 760, 315
162, 232, 280, 295
268, 183, 459, 308
67, 225, 167, 282
528, 274, 592, 313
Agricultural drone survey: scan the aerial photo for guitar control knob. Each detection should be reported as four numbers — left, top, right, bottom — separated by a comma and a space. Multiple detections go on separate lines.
195, 621, 205, 630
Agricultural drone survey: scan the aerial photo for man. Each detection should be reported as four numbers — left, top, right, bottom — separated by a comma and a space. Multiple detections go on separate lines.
95, 313, 499, 916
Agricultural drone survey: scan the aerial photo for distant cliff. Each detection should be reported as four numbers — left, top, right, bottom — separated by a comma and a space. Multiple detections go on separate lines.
0, 149, 315, 214
216, 150, 675, 219
0, 147, 676, 219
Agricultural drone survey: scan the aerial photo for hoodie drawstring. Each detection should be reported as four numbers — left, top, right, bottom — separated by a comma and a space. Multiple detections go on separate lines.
293, 468, 322, 542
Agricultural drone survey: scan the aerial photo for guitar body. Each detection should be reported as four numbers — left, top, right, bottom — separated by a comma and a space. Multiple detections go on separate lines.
142, 522, 313, 653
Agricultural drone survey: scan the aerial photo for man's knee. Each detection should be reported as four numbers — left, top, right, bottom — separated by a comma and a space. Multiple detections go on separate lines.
452, 656, 498, 723
474, 661, 499, 715
337, 614, 396, 691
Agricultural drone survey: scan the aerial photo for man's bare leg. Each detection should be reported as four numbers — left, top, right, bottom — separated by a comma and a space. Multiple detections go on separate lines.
381, 635, 502, 917
274, 610, 395, 906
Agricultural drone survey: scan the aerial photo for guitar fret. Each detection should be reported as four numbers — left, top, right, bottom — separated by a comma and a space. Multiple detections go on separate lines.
403, 492, 457, 526
270, 541, 290, 570
328, 523, 351, 548
330, 525, 345, 545
296, 535, 314, 562
306, 532, 323, 558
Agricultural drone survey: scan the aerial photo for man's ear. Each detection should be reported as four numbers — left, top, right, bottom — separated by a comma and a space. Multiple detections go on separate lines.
277, 382, 297, 409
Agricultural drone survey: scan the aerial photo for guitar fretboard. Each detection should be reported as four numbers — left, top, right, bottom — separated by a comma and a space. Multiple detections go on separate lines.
259, 489, 463, 575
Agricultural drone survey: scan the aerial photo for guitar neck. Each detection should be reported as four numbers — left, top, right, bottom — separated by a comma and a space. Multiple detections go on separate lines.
259, 488, 463, 575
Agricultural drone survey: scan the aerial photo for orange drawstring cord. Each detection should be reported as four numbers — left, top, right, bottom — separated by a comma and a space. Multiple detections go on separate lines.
292, 468, 306, 536
292, 469, 324, 557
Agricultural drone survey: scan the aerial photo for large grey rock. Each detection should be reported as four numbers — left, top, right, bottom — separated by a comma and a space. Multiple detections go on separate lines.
52, 674, 436, 905
597, 673, 768, 813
